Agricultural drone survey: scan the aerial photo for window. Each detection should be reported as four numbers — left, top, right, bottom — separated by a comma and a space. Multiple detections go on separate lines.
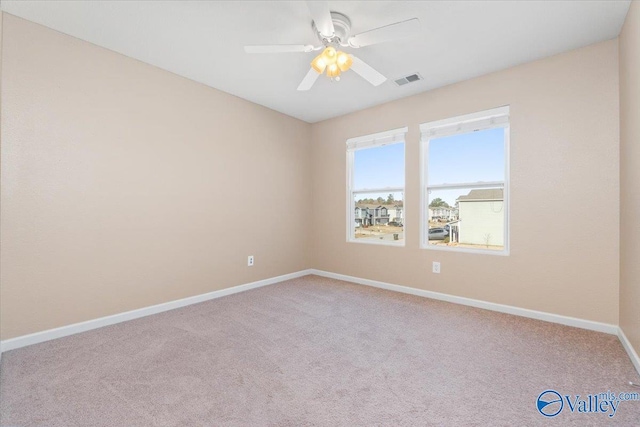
420, 106, 509, 254
347, 127, 407, 245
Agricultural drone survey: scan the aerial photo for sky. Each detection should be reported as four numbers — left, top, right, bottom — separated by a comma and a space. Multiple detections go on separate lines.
353, 143, 404, 190
353, 127, 505, 205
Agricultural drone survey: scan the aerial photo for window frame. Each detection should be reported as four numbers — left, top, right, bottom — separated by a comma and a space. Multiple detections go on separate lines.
346, 126, 408, 246
419, 106, 510, 255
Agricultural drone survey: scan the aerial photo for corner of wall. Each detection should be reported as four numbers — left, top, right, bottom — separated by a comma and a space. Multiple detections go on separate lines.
619, 0, 640, 366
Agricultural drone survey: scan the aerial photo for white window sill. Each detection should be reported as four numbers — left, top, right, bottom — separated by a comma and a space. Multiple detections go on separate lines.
421, 244, 509, 256
348, 239, 405, 247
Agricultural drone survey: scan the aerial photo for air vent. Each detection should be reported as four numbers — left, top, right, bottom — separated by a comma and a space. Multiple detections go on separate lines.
394, 73, 423, 86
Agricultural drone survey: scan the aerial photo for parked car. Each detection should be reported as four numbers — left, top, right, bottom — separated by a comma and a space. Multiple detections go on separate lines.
428, 228, 449, 240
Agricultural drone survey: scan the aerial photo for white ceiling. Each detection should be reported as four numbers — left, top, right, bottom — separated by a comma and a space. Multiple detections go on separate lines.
1, 1, 631, 123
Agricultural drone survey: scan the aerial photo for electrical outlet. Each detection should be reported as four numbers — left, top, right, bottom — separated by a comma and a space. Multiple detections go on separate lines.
248, 256, 254, 267
432, 261, 440, 274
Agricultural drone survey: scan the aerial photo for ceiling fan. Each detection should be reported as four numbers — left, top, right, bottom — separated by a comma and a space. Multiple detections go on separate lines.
244, 1, 420, 91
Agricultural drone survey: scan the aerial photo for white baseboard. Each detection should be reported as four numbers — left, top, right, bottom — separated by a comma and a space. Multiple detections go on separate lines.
310, 269, 619, 335
0, 269, 313, 354
2, 267, 634, 376
619, 328, 640, 376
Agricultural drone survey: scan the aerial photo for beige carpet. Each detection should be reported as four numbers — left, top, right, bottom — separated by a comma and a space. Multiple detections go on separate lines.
1, 275, 639, 426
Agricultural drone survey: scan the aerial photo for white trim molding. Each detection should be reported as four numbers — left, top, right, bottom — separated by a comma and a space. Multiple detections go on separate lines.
310, 269, 619, 335
419, 105, 510, 139
346, 126, 408, 151
420, 106, 510, 256
3, 268, 636, 378
619, 328, 640, 376
346, 126, 408, 247
0, 269, 313, 354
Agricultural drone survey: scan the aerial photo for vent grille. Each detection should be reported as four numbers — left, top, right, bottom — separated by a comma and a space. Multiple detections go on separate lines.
394, 73, 423, 86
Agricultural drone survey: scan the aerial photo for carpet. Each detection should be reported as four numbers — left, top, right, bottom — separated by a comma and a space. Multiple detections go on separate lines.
1, 275, 639, 426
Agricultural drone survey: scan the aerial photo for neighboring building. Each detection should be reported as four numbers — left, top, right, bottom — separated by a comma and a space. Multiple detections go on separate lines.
456, 189, 504, 246
428, 206, 458, 221
390, 204, 404, 223
355, 203, 403, 226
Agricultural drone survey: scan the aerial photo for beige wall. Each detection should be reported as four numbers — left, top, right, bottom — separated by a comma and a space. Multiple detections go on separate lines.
0, 14, 312, 340
311, 40, 620, 324
620, 1, 640, 357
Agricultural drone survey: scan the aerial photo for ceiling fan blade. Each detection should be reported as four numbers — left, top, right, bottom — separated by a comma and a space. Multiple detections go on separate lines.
350, 56, 387, 87
297, 68, 321, 91
348, 18, 420, 48
307, 1, 334, 38
244, 45, 314, 54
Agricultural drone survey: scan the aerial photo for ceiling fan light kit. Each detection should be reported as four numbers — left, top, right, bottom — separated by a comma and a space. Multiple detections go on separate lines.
244, 1, 420, 91
311, 47, 353, 80
337, 51, 353, 71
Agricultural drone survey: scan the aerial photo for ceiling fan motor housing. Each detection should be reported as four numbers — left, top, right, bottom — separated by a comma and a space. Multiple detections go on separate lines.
313, 12, 352, 45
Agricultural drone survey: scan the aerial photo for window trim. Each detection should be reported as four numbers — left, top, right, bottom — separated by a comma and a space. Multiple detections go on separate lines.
346, 127, 408, 246
419, 107, 510, 255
